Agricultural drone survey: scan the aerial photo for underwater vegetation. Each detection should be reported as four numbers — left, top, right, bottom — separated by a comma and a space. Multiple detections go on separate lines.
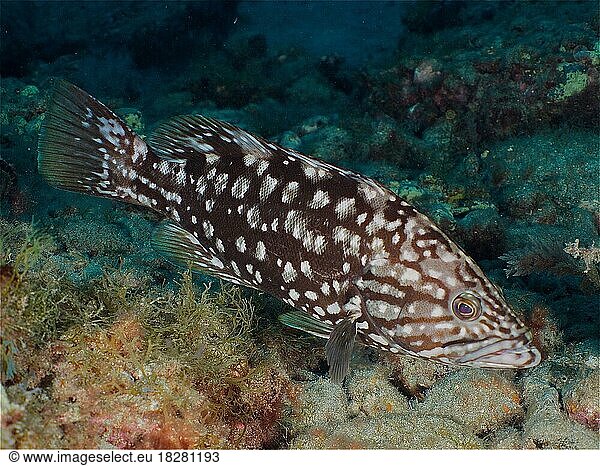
0, 0, 599, 450
1, 219, 293, 448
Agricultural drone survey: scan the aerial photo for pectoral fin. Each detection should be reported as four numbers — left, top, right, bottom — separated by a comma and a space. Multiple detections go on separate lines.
278, 311, 333, 339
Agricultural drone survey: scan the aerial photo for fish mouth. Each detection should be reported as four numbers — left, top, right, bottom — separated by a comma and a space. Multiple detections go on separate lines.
457, 334, 542, 369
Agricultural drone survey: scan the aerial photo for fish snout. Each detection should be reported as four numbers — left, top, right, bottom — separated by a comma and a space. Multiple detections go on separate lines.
457, 333, 542, 369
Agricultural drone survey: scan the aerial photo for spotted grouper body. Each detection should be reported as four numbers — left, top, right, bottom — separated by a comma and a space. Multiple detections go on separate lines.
39, 82, 541, 382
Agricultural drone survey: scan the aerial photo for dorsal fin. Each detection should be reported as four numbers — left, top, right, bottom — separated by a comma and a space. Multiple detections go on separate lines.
148, 114, 390, 201
149, 115, 273, 162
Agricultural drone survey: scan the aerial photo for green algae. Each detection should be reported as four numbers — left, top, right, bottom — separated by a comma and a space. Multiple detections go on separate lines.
0, 218, 292, 448
0, 220, 53, 284
552, 70, 590, 101
0, 0, 598, 451
140, 269, 257, 384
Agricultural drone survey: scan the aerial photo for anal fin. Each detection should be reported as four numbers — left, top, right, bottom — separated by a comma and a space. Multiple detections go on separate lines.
151, 220, 257, 289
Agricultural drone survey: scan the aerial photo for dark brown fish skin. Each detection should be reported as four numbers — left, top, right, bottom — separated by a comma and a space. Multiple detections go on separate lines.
38, 82, 542, 382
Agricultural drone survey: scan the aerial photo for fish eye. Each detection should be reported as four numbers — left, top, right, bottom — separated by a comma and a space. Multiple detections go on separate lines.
451, 292, 482, 321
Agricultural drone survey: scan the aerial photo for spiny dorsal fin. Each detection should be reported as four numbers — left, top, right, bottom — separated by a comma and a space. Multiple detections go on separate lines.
149, 114, 390, 211
278, 311, 333, 339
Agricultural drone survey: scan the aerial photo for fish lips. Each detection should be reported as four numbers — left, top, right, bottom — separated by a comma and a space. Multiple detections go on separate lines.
457, 334, 542, 369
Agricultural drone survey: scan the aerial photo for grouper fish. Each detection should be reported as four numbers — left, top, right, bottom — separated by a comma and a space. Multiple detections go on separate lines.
38, 81, 541, 383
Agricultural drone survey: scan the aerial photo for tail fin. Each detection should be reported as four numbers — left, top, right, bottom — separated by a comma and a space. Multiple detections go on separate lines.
38, 81, 155, 206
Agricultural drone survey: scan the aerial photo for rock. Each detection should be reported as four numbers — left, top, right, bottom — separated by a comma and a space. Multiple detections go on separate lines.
291, 412, 482, 449
287, 377, 349, 436
522, 363, 600, 449
455, 207, 505, 260
487, 427, 524, 449
20, 85, 39, 97
563, 369, 600, 430
419, 368, 523, 434
346, 365, 409, 417
387, 353, 450, 399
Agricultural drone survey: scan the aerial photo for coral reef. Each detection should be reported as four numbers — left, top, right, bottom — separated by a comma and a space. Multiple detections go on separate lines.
485, 132, 598, 231
487, 427, 524, 449
346, 366, 409, 417
287, 377, 349, 437
0, 81, 46, 142
286, 367, 483, 449
2, 213, 599, 449
385, 353, 451, 399
365, 3, 599, 159
284, 341, 599, 450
